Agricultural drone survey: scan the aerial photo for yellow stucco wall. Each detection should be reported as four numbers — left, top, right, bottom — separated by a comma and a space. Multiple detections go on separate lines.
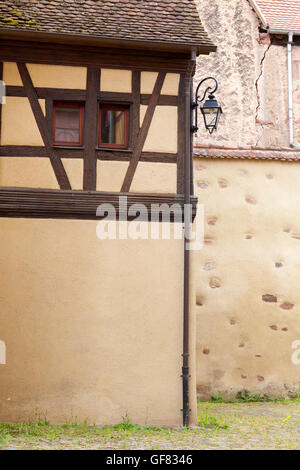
97, 161, 176, 194
100, 69, 132, 93
195, 157, 300, 398
0, 157, 58, 189
0, 218, 194, 426
28, 64, 86, 89
1, 97, 45, 146
0, 158, 82, 190
3, 62, 87, 89
140, 105, 178, 154
141, 72, 180, 95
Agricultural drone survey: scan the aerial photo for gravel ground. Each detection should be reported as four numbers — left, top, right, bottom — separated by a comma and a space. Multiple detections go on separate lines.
0, 401, 299, 450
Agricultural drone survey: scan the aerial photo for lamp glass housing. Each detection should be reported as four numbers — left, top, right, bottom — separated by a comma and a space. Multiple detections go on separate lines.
200, 94, 222, 134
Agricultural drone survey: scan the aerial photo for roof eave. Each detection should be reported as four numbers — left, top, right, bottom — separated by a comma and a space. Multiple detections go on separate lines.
268, 28, 300, 36
248, 0, 269, 28
0, 28, 216, 55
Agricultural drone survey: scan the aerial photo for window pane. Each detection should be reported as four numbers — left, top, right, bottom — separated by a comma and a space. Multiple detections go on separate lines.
55, 128, 80, 143
100, 109, 126, 145
54, 107, 81, 144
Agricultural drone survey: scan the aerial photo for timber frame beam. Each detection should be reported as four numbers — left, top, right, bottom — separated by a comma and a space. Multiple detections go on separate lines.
17, 62, 71, 190
0, 188, 197, 222
0, 41, 192, 220
121, 71, 166, 192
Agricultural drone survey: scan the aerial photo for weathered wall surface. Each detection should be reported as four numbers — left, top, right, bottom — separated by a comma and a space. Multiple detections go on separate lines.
194, 0, 290, 148
194, 157, 300, 399
0, 218, 197, 425
193, 0, 300, 398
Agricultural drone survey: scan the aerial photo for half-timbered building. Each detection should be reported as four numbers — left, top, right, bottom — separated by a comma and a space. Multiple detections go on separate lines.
0, 0, 215, 426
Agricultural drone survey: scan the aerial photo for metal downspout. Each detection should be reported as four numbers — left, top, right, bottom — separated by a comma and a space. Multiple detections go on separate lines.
182, 53, 195, 426
287, 32, 295, 147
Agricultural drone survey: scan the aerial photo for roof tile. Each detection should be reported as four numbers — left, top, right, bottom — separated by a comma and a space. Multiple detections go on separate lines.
255, 0, 300, 31
0, 0, 214, 48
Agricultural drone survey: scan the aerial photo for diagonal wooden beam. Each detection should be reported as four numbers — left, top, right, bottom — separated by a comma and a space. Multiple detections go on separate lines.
121, 71, 166, 192
0, 62, 3, 145
17, 62, 71, 190
83, 65, 100, 190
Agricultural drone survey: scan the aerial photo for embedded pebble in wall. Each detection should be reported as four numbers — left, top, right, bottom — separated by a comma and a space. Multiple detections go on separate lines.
241, 374, 247, 379
266, 173, 274, 179
197, 180, 209, 189
257, 375, 265, 382
209, 277, 221, 288
245, 196, 257, 205
255, 354, 262, 357
281, 327, 288, 331
269, 325, 278, 330
218, 178, 228, 188
196, 164, 207, 171
204, 237, 214, 245
238, 169, 247, 177
207, 217, 218, 226
291, 233, 300, 240
203, 348, 210, 355
230, 318, 236, 325
262, 294, 277, 303
283, 228, 291, 233
196, 297, 204, 306
245, 234, 253, 239
280, 302, 294, 310
275, 261, 284, 268
203, 261, 215, 271
238, 342, 245, 348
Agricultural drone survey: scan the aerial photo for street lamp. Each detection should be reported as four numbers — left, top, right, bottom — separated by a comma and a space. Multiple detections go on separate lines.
191, 77, 222, 134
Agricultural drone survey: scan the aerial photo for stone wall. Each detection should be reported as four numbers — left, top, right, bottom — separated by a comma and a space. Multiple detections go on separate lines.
194, 157, 300, 399
194, 0, 290, 148
193, 0, 300, 399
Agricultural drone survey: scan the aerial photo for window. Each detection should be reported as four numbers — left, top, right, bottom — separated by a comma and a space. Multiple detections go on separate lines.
98, 104, 129, 149
53, 102, 84, 147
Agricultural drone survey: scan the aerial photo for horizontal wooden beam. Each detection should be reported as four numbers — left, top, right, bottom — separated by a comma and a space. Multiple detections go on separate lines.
0, 187, 197, 221
0, 146, 177, 163
0, 145, 83, 158
97, 150, 177, 163
0, 39, 191, 73
6, 87, 178, 106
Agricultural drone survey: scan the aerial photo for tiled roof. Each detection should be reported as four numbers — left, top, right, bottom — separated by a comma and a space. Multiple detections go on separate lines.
0, 0, 215, 50
194, 144, 300, 161
254, 0, 300, 31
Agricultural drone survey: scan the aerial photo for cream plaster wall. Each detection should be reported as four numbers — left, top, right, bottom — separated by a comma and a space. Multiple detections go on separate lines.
131, 162, 177, 194
194, 157, 300, 398
27, 64, 87, 89
100, 69, 132, 93
141, 72, 180, 96
62, 159, 83, 191
3, 62, 86, 89
1, 97, 45, 146
0, 218, 194, 426
96, 160, 176, 194
140, 105, 178, 154
0, 157, 58, 189
3, 62, 23, 86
